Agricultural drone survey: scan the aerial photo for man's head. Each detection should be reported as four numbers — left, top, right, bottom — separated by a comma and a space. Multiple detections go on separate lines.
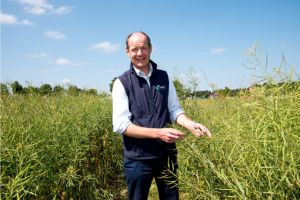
126, 32, 152, 71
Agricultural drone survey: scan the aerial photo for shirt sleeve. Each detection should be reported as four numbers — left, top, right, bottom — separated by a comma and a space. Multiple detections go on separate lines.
168, 75, 184, 122
112, 78, 132, 134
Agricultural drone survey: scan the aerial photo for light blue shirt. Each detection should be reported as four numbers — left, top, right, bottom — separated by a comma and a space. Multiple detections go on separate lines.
112, 64, 184, 134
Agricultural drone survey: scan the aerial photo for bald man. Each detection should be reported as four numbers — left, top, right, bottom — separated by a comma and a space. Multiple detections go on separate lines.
112, 32, 211, 200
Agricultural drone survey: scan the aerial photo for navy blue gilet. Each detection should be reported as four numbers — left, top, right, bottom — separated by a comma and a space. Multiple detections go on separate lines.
118, 60, 175, 160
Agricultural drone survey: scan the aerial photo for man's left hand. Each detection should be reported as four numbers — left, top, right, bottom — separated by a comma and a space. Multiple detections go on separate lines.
188, 121, 212, 138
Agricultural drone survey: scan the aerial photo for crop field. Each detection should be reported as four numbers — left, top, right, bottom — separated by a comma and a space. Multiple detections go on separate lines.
1, 82, 299, 199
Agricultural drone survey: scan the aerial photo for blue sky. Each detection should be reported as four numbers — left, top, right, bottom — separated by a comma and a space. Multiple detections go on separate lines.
1, 0, 300, 92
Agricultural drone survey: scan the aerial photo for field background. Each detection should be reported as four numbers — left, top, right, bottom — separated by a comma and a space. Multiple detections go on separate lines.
1, 81, 300, 199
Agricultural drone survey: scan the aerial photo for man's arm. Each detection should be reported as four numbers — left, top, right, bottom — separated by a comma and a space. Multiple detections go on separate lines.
112, 78, 184, 143
125, 124, 184, 143
112, 79, 132, 134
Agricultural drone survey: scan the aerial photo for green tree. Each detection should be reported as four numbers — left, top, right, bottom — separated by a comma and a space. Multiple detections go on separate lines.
85, 88, 98, 95
217, 87, 234, 97
10, 81, 23, 94
53, 85, 65, 95
0, 83, 9, 95
194, 90, 211, 98
24, 86, 38, 94
39, 84, 52, 95
173, 79, 186, 99
109, 77, 117, 93
67, 85, 80, 95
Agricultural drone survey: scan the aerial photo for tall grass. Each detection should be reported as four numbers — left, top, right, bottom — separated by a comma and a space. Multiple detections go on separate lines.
1, 95, 123, 199
175, 78, 300, 198
1, 59, 299, 199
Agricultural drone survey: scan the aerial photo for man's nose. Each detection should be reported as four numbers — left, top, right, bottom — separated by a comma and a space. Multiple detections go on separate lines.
137, 49, 142, 55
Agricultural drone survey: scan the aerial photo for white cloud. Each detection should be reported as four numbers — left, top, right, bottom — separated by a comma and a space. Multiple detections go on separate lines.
210, 48, 226, 54
1, 13, 17, 24
53, 58, 85, 66
25, 5, 46, 15
54, 6, 73, 15
44, 30, 66, 40
17, 0, 53, 15
89, 41, 120, 54
20, 19, 34, 25
0, 12, 34, 25
54, 58, 71, 65
16, 0, 73, 15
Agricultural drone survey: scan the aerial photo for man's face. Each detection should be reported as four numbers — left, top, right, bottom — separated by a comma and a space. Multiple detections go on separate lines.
126, 33, 152, 70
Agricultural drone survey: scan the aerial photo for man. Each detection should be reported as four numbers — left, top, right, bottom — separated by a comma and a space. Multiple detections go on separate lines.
112, 32, 212, 200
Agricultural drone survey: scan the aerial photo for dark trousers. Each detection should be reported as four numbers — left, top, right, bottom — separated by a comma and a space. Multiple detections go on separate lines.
124, 157, 179, 200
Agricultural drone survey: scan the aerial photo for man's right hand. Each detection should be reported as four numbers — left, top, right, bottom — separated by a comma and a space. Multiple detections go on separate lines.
157, 128, 185, 143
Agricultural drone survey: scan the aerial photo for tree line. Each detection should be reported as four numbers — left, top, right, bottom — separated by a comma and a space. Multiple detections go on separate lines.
0, 81, 108, 97
172, 79, 243, 99
1, 79, 299, 98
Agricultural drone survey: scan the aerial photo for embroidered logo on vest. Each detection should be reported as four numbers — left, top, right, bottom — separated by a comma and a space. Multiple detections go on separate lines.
156, 85, 166, 91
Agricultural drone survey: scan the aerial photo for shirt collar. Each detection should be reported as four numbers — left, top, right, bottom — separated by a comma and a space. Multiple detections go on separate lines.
132, 63, 153, 78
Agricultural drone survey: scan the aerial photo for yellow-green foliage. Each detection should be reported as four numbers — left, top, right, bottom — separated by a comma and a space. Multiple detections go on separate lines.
176, 82, 300, 199
1, 95, 123, 199
1, 82, 299, 199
